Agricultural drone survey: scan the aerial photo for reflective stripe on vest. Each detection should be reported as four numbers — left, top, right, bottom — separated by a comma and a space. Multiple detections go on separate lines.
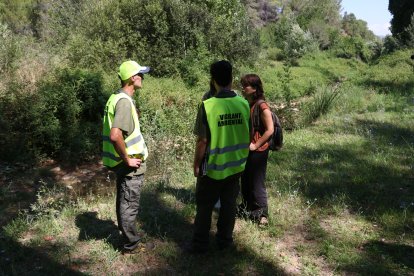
102, 92, 148, 167
203, 96, 250, 180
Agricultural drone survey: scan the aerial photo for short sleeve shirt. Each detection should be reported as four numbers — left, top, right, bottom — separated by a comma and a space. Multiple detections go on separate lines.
192, 89, 215, 138
112, 90, 135, 137
111, 90, 146, 176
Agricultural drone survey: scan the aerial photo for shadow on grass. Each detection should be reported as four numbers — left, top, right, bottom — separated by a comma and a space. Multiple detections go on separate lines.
337, 241, 414, 275
354, 119, 414, 148
364, 241, 414, 270
266, 116, 414, 274
359, 79, 414, 95
138, 186, 287, 275
0, 236, 84, 275
273, 117, 414, 215
75, 211, 122, 250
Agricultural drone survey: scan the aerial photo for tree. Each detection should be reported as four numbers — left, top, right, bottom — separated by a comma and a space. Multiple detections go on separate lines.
30, 0, 258, 77
404, 14, 414, 47
389, 0, 414, 45
342, 12, 376, 41
282, 0, 342, 48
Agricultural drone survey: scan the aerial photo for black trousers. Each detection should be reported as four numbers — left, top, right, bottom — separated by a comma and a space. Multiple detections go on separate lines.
241, 149, 269, 220
116, 173, 144, 250
192, 174, 240, 250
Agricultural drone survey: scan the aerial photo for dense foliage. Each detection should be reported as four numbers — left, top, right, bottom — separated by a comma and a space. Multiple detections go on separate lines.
389, 0, 414, 45
0, 0, 412, 163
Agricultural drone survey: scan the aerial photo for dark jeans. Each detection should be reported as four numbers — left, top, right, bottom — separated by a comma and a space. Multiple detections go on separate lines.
241, 149, 269, 220
192, 174, 240, 250
116, 172, 144, 250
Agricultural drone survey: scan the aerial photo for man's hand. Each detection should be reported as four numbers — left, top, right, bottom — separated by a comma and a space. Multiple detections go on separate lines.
249, 142, 257, 151
110, 128, 139, 167
194, 165, 200, 177
193, 136, 207, 178
126, 158, 142, 168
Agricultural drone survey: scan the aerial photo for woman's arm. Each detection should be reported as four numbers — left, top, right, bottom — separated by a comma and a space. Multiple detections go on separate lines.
249, 108, 274, 151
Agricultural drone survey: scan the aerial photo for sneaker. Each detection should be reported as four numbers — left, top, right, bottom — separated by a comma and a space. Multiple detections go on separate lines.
259, 216, 268, 227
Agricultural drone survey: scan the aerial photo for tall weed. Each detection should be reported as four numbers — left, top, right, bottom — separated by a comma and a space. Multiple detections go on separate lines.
300, 84, 342, 126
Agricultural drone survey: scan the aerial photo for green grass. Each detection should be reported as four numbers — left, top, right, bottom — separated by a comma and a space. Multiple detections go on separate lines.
1, 49, 414, 275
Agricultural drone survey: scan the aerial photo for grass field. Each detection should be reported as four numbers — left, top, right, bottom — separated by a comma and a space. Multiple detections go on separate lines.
1, 50, 413, 275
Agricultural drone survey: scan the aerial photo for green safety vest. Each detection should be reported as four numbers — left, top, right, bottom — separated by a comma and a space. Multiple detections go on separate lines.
203, 96, 250, 180
102, 92, 148, 168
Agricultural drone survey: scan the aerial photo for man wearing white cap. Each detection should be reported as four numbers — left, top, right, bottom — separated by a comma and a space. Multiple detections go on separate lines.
102, 60, 150, 254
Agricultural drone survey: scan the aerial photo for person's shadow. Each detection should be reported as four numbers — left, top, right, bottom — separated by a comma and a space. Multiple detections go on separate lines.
75, 211, 122, 249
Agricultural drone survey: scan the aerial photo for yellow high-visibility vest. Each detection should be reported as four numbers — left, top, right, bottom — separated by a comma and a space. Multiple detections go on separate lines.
203, 96, 250, 180
102, 92, 148, 167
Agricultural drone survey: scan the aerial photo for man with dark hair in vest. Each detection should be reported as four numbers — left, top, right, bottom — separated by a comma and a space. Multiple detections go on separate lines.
190, 60, 250, 253
102, 60, 152, 254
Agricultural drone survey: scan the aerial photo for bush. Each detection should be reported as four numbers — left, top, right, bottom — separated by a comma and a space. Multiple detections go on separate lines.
54, 0, 258, 77
273, 15, 295, 49
32, 68, 107, 160
266, 47, 284, 61
300, 84, 342, 126
360, 49, 414, 95
0, 68, 108, 162
331, 36, 374, 62
383, 35, 401, 54
273, 15, 318, 63
283, 24, 318, 62
0, 23, 22, 74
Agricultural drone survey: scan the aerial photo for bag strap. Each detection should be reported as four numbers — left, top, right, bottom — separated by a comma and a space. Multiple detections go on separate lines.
252, 99, 266, 131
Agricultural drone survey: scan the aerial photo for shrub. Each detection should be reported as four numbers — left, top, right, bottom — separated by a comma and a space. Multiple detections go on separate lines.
266, 47, 284, 61
383, 35, 401, 54
273, 15, 295, 50
283, 24, 318, 62
0, 68, 108, 162
31, 68, 107, 161
331, 36, 373, 62
0, 23, 22, 74
300, 84, 342, 126
0, 81, 37, 161
53, 0, 258, 77
360, 49, 414, 95
30, 179, 70, 218
273, 15, 318, 63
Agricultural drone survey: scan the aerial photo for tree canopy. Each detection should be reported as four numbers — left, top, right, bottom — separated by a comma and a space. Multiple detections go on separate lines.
389, 0, 414, 44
